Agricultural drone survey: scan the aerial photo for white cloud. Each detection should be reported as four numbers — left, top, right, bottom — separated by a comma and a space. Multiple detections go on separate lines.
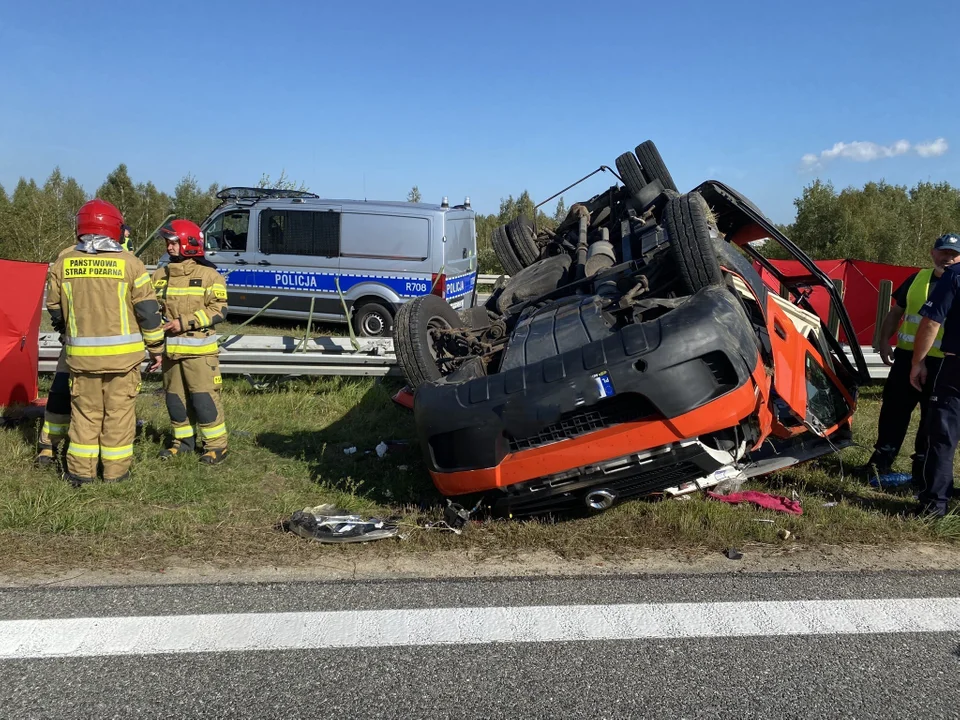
800, 137, 948, 170
915, 138, 949, 157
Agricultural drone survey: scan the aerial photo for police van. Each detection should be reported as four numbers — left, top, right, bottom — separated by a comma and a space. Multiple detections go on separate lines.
176, 187, 479, 337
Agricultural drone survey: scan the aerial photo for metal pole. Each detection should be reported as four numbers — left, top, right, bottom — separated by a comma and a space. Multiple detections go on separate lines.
133, 213, 176, 258
873, 279, 894, 350
218, 297, 279, 346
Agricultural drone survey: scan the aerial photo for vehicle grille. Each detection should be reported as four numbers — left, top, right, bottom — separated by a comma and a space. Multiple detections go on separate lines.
508, 393, 656, 452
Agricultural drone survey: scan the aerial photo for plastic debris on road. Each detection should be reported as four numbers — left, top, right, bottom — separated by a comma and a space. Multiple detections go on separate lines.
375, 441, 388, 458
288, 504, 399, 543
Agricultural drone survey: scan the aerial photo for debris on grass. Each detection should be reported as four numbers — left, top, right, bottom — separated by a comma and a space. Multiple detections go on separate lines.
707, 490, 803, 515
287, 504, 399, 543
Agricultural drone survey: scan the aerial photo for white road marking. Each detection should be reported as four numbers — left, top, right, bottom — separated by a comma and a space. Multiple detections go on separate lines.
2, 598, 960, 659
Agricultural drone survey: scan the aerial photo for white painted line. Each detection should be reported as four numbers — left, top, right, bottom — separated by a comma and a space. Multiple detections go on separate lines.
2, 598, 960, 659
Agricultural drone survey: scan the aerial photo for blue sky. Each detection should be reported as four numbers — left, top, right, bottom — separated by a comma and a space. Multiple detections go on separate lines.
1, 0, 957, 224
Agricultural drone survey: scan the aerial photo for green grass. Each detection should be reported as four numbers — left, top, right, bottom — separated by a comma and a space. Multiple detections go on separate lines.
2, 379, 960, 574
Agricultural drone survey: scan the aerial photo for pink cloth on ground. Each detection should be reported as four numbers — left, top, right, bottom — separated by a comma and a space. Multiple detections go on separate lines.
706, 490, 803, 515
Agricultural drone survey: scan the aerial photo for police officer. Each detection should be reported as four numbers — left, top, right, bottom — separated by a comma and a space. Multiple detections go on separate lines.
45, 199, 165, 486
856, 235, 960, 482
120, 224, 133, 252
149, 220, 229, 465
911, 232, 960, 517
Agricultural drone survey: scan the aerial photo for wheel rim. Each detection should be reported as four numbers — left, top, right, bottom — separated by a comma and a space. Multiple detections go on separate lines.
362, 312, 385, 336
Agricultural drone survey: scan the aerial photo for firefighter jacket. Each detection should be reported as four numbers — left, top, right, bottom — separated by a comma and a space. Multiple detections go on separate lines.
151, 259, 228, 357
46, 248, 165, 374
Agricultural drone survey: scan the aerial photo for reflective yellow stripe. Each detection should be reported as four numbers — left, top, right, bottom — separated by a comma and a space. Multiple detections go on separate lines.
100, 444, 134, 460
164, 287, 206, 297
209, 284, 228, 300
118, 282, 130, 336
194, 309, 211, 327
63, 282, 78, 337
67, 443, 99, 458
200, 423, 227, 440
143, 327, 165, 344
174, 425, 196, 439
164, 344, 219, 356
43, 421, 70, 436
66, 341, 146, 357
134, 273, 152, 288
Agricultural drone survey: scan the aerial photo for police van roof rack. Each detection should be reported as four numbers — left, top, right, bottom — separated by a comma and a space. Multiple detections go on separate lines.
216, 187, 321, 201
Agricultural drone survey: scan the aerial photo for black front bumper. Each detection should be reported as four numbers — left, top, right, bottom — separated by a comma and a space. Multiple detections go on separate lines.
414, 284, 762, 475
491, 440, 726, 517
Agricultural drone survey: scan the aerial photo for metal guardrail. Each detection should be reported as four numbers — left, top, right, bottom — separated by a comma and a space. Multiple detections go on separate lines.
38, 331, 889, 381
38, 333, 399, 378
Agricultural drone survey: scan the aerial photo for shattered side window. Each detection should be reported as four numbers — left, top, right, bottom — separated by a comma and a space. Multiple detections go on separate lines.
805, 353, 848, 428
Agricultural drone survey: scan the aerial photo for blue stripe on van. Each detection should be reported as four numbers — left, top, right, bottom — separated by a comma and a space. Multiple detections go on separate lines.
444, 271, 476, 300
219, 267, 477, 300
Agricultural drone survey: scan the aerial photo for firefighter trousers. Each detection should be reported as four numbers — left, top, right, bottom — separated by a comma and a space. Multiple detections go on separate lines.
39, 348, 70, 450
162, 354, 226, 452
66, 368, 141, 481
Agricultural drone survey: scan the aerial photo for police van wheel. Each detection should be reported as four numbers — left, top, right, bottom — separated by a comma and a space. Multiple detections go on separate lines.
395, 294, 464, 388
352, 301, 394, 337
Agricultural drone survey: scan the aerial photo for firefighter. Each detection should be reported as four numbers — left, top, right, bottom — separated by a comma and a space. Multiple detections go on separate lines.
45, 199, 165, 486
35, 244, 82, 467
856, 235, 960, 483
910, 233, 960, 516
149, 219, 229, 464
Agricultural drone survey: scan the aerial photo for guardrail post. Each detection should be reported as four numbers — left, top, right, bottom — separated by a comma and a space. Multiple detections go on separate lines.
872, 279, 894, 350
827, 279, 845, 340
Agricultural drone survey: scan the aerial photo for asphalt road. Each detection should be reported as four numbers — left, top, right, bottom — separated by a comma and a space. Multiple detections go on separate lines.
3, 571, 960, 719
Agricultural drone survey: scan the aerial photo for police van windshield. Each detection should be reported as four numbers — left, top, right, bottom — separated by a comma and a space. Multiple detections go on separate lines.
203, 210, 250, 252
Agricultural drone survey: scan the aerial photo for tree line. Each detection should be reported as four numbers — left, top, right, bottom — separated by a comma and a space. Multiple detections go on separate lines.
1, 165, 958, 273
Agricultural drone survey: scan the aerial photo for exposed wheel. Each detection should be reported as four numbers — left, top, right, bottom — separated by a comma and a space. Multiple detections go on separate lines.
496, 254, 572, 314
491, 223, 525, 276
394, 294, 465, 388
635, 140, 678, 192
615, 152, 647, 197
663, 193, 723, 293
351, 300, 394, 337
505, 215, 541, 268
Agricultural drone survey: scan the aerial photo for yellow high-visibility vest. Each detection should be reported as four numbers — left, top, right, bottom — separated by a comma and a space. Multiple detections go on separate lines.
897, 269, 945, 358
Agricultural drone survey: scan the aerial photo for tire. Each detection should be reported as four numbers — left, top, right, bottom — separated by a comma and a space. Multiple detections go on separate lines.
634, 140, 678, 192
616, 152, 647, 197
505, 216, 540, 268
663, 193, 723, 293
496, 254, 572, 314
491, 223, 525, 276
351, 300, 394, 337
394, 294, 464, 388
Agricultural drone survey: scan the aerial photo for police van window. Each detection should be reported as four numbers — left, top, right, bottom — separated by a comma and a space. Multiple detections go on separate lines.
204, 211, 250, 252
259, 209, 340, 257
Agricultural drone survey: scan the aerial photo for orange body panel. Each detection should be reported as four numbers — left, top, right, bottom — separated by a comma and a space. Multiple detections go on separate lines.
431, 353, 768, 496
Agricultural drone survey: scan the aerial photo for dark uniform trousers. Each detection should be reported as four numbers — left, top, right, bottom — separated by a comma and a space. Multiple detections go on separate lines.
873, 348, 942, 479
920, 355, 960, 514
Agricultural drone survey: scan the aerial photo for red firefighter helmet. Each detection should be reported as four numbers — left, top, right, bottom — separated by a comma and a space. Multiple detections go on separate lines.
159, 219, 205, 258
76, 199, 124, 241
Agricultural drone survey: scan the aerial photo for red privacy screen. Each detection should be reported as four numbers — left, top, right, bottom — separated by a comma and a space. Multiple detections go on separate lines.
0, 259, 49, 407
